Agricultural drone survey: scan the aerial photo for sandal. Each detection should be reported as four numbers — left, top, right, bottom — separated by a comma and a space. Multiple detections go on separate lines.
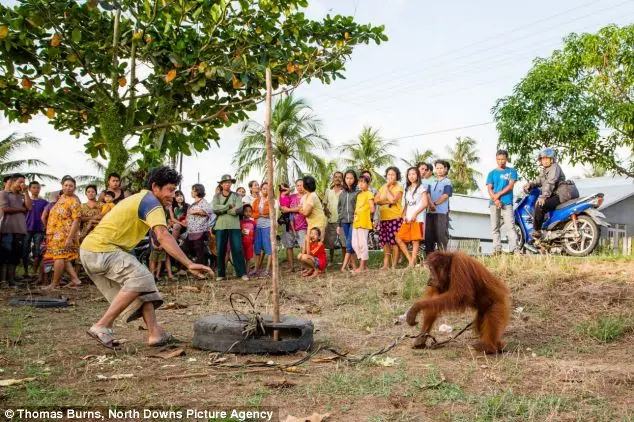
148, 332, 180, 347
87, 326, 120, 350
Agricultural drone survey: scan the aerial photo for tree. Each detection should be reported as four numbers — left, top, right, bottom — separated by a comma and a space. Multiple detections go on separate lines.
0, 0, 387, 178
338, 126, 397, 186
583, 164, 609, 178
314, 158, 340, 197
75, 155, 140, 192
233, 95, 329, 185
401, 148, 435, 168
492, 24, 634, 179
0, 132, 56, 182
446, 136, 481, 195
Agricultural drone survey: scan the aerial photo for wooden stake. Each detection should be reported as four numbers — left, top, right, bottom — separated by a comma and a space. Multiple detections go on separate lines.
264, 67, 280, 339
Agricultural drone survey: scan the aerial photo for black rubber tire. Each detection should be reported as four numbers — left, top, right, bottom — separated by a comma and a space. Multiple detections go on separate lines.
562, 215, 600, 257
8, 296, 70, 308
515, 224, 525, 252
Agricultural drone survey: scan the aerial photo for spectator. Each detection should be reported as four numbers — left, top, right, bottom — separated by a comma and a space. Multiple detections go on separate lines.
299, 175, 327, 252
168, 190, 188, 242
149, 231, 173, 280
418, 161, 435, 212
323, 171, 345, 265
79, 185, 102, 242
98, 172, 128, 204
212, 174, 248, 281
243, 180, 260, 205
0, 173, 31, 286
278, 182, 296, 272
23, 181, 48, 276
185, 184, 213, 267
101, 191, 116, 216
252, 182, 273, 277
395, 167, 428, 267
297, 227, 327, 278
43, 176, 82, 290
487, 149, 519, 255
236, 187, 247, 199
240, 204, 256, 275
352, 175, 375, 273
337, 169, 359, 272
281, 179, 308, 253
374, 167, 404, 270
360, 170, 381, 228
425, 160, 453, 253
81, 166, 213, 349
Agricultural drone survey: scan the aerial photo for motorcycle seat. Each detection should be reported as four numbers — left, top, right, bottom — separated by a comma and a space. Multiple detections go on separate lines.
555, 198, 582, 210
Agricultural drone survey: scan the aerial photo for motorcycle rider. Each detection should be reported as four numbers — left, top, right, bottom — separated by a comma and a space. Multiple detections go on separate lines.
523, 148, 579, 239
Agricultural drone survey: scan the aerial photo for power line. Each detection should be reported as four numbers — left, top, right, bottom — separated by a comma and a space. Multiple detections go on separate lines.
386, 122, 495, 142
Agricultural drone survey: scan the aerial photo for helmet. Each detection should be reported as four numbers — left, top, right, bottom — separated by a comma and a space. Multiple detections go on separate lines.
537, 148, 556, 161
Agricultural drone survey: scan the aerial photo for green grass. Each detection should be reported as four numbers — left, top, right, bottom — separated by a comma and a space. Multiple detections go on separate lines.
577, 315, 634, 343
402, 271, 425, 300
2, 383, 75, 407
312, 368, 408, 397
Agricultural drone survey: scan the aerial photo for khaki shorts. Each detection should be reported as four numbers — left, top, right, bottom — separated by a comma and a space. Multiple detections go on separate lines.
80, 249, 163, 323
324, 222, 345, 249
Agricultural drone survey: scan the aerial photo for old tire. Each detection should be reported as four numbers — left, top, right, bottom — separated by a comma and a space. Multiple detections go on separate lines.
192, 314, 314, 354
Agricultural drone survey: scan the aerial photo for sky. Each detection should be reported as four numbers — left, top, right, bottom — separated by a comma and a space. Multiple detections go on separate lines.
2, 0, 634, 197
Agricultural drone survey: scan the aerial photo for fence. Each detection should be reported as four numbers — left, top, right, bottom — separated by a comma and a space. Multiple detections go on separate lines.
602, 224, 632, 255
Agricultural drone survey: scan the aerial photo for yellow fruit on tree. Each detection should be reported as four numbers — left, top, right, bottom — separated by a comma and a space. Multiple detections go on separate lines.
165, 69, 177, 82
219, 111, 229, 122
344, 31, 350, 40
198, 62, 207, 73
118, 77, 126, 87
51, 33, 62, 47
278, 75, 286, 85
0, 25, 9, 39
145, 35, 153, 44
231, 75, 243, 89
46, 108, 55, 119
81, 111, 88, 120
286, 62, 295, 73
21, 78, 32, 89
132, 32, 143, 41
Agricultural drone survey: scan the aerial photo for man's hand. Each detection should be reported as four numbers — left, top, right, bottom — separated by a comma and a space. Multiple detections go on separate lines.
523, 184, 530, 193
494, 199, 502, 208
536, 197, 545, 207
187, 262, 214, 279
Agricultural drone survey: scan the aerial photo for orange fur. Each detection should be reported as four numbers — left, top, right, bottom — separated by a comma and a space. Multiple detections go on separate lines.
406, 251, 510, 353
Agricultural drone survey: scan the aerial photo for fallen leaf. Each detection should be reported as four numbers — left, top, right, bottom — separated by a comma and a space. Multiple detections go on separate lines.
311, 355, 343, 364
81, 355, 99, 361
283, 413, 330, 422
95, 373, 134, 381
264, 378, 296, 389
179, 286, 201, 293
150, 348, 185, 360
305, 304, 321, 314
0, 377, 36, 387
114, 338, 129, 345
162, 302, 187, 310
371, 356, 397, 367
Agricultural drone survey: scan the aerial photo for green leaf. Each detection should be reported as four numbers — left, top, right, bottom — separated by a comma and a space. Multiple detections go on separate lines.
71, 28, 81, 43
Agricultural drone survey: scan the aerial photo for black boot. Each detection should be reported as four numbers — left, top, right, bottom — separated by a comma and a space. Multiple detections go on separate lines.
0, 264, 7, 287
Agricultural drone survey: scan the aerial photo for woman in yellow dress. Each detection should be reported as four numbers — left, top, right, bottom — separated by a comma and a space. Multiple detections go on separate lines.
43, 176, 82, 290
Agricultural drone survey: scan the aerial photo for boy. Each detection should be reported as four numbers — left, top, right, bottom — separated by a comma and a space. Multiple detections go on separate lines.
486, 149, 519, 255
297, 227, 327, 278
425, 160, 453, 253
101, 191, 115, 216
149, 233, 172, 280
24, 181, 49, 276
240, 204, 256, 275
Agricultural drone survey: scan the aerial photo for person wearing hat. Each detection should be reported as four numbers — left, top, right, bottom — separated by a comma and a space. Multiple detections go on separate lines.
523, 148, 578, 238
212, 174, 249, 281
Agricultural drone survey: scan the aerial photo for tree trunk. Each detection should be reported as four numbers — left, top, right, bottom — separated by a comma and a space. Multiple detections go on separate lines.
99, 101, 129, 179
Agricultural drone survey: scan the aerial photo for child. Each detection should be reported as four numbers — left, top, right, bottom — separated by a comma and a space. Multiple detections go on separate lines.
352, 175, 375, 273
240, 204, 256, 275
101, 191, 115, 216
278, 183, 296, 272
252, 182, 272, 277
148, 233, 173, 280
38, 238, 54, 286
297, 227, 327, 278
395, 167, 428, 267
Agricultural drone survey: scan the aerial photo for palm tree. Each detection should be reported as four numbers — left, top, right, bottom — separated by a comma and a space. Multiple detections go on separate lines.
401, 148, 436, 168
446, 136, 482, 194
0, 133, 56, 182
233, 95, 330, 185
314, 159, 340, 198
338, 126, 397, 186
75, 156, 140, 192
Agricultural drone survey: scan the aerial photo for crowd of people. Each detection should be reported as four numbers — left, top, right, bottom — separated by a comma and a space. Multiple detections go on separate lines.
0, 147, 573, 290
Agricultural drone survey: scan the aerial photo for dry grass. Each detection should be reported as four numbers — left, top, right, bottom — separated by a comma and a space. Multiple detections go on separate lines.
1, 254, 633, 421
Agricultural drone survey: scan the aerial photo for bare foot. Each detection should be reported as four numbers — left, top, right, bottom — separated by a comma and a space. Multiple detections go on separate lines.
41, 284, 61, 291
301, 270, 314, 277
308, 270, 322, 279
352, 268, 366, 274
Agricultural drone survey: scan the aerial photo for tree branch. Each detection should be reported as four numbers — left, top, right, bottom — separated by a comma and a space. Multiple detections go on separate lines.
111, 8, 122, 98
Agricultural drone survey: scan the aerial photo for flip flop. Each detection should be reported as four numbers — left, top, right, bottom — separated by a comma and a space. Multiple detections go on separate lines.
148, 332, 180, 347
87, 326, 120, 350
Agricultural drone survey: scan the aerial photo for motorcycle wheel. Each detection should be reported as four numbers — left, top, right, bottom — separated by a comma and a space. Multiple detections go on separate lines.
514, 224, 525, 252
562, 215, 600, 257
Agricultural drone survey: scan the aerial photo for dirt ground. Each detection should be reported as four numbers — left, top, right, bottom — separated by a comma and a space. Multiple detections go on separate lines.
1, 254, 633, 421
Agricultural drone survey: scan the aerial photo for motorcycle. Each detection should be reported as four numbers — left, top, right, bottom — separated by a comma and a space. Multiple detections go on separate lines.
514, 188, 609, 256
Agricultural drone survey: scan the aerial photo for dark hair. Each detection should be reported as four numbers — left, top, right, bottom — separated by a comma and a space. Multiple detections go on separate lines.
10, 173, 26, 181
496, 149, 509, 158
417, 162, 433, 172
192, 183, 206, 198
172, 190, 189, 213
104, 190, 115, 199
278, 182, 290, 195
61, 175, 76, 185
360, 170, 373, 182
295, 178, 304, 184
310, 227, 321, 238
434, 159, 451, 172
85, 184, 98, 194
248, 180, 258, 189
29, 181, 40, 187
343, 169, 358, 192
385, 166, 401, 182
108, 172, 121, 181
237, 187, 246, 192
261, 181, 269, 188
358, 175, 370, 185
405, 167, 421, 193
243, 204, 253, 212
3, 175, 12, 183
147, 166, 182, 190
302, 175, 317, 193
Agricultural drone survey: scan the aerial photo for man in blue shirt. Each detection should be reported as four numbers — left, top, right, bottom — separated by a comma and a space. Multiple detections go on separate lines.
425, 160, 453, 253
486, 150, 519, 255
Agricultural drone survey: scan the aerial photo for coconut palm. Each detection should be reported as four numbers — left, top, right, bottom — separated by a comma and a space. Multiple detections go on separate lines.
446, 136, 482, 194
75, 156, 140, 192
401, 148, 436, 168
338, 126, 397, 186
314, 159, 341, 198
0, 132, 56, 182
232, 95, 330, 186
